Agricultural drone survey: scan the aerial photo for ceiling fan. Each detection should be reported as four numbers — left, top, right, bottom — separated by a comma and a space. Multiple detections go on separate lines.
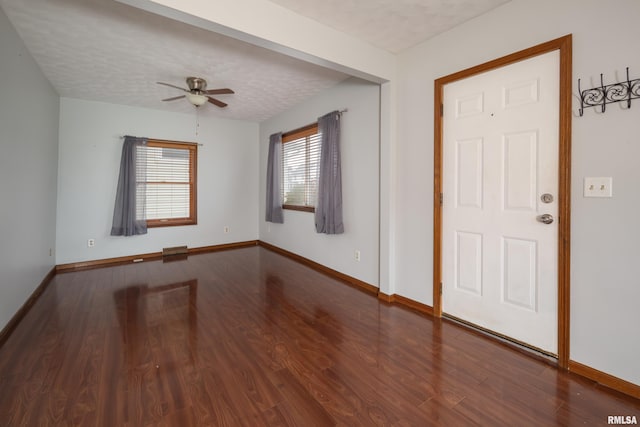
157, 77, 234, 108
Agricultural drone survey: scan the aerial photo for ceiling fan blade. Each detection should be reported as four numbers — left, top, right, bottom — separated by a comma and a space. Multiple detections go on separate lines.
207, 97, 228, 108
205, 88, 234, 95
162, 95, 186, 102
157, 82, 188, 92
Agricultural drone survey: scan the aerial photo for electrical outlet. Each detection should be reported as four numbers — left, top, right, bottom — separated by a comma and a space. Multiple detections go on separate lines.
224, 226, 230, 233
87, 239, 95, 248
355, 250, 361, 262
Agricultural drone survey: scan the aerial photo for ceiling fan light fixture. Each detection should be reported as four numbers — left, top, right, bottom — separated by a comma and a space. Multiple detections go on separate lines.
158, 78, 232, 108
186, 93, 207, 106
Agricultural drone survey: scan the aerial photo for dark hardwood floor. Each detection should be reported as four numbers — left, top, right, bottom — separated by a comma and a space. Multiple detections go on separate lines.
0, 247, 638, 426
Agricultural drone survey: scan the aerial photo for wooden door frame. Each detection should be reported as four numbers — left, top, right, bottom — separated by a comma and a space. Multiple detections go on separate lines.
433, 35, 572, 369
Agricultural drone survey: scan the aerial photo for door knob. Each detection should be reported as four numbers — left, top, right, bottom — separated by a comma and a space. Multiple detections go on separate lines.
537, 214, 554, 224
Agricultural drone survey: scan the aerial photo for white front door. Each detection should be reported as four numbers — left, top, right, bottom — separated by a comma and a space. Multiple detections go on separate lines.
442, 51, 559, 354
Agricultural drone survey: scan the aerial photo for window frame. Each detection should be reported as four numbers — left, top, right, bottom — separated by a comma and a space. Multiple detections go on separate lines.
281, 123, 320, 213
140, 139, 198, 228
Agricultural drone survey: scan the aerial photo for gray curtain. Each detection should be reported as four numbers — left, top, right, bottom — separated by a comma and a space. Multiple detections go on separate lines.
265, 132, 284, 223
110, 136, 148, 236
315, 111, 344, 234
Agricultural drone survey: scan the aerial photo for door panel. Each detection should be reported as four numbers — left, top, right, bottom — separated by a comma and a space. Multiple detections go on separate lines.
456, 137, 483, 208
502, 236, 537, 311
442, 51, 559, 354
456, 231, 483, 295
504, 131, 537, 211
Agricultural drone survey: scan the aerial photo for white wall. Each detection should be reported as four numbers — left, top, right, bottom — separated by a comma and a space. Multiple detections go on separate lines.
395, 0, 640, 385
56, 98, 258, 264
0, 8, 59, 330
259, 78, 380, 286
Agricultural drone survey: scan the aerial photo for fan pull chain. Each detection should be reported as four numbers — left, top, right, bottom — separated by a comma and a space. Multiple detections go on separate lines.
195, 106, 200, 138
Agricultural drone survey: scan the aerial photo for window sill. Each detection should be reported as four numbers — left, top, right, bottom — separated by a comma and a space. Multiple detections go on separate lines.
283, 205, 315, 213
147, 218, 197, 228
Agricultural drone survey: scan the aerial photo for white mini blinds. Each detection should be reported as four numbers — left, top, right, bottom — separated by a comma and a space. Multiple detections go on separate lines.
281, 123, 321, 212
136, 140, 197, 227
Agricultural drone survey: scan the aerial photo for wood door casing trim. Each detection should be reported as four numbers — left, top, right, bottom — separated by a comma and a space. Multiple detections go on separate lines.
433, 35, 572, 369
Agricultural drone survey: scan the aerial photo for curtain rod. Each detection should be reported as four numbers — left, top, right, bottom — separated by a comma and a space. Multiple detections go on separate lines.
281, 109, 348, 138
119, 136, 203, 146
120, 109, 348, 145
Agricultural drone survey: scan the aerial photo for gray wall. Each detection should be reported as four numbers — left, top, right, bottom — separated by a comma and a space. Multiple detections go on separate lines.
56, 98, 259, 264
395, 0, 640, 385
0, 8, 59, 330
259, 78, 380, 286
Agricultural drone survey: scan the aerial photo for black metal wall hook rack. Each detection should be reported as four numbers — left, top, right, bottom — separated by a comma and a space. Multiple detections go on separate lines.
578, 68, 640, 116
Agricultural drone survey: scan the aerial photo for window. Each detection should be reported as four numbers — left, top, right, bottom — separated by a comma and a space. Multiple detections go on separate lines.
282, 123, 321, 212
136, 140, 197, 227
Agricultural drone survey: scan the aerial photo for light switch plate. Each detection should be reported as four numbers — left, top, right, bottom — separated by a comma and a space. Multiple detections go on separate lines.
584, 177, 613, 198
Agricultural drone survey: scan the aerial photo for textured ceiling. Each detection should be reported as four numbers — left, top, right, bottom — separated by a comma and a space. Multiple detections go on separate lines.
267, 0, 510, 53
0, 0, 349, 122
1, 0, 510, 122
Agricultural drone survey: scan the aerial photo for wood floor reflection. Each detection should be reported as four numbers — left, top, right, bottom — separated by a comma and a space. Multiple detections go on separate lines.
0, 247, 638, 426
